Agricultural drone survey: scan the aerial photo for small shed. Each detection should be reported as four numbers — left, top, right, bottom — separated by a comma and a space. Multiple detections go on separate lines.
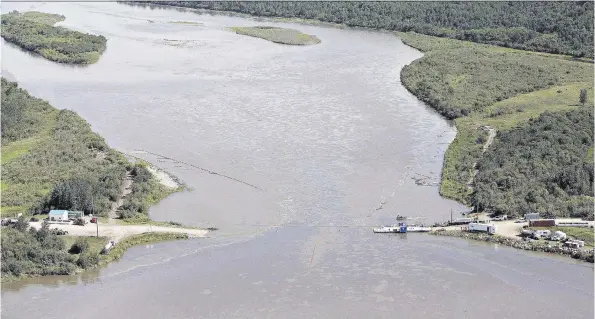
49, 210, 69, 221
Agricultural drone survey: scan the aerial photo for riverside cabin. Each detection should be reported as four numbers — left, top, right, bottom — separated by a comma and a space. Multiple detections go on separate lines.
48, 210, 69, 222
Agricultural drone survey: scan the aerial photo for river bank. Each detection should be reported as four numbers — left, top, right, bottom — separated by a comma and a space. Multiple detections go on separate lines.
430, 230, 594, 263
28, 221, 208, 242
2, 3, 592, 318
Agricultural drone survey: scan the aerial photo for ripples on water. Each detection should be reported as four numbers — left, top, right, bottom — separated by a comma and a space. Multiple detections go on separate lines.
1, 2, 592, 319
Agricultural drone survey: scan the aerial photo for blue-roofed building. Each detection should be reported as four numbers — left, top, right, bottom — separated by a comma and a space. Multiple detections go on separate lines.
49, 210, 69, 221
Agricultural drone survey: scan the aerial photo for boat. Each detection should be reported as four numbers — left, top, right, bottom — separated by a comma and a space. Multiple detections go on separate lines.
373, 225, 402, 233
373, 223, 408, 233
396, 215, 407, 220
373, 222, 431, 233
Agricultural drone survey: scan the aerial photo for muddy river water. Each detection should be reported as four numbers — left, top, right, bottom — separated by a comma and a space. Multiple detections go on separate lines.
1, 3, 593, 319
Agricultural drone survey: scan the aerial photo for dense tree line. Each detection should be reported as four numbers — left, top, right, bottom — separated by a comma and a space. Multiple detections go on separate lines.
473, 107, 594, 219
1, 11, 107, 64
398, 32, 593, 120
1, 219, 98, 278
138, 1, 594, 57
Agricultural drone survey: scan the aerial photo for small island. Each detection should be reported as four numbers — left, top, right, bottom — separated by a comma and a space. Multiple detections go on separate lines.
229, 26, 321, 45
1, 11, 107, 64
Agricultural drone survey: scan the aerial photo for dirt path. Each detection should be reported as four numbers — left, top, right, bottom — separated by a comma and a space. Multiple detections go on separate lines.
437, 220, 524, 239
107, 172, 134, 222
467, 126, 497, 187
29, 222, 208, 242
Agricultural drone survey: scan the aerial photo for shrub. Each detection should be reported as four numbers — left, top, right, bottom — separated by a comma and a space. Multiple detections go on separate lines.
69, 237, 89, 254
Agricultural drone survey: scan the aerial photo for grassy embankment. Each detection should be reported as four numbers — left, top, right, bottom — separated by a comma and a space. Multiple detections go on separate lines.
1, 78, 191, 280
398, 32, 594, 218
229, 26, 320, 45
0, 11, 107, 64
1, 227, 188, 283
97, 232, 189, 266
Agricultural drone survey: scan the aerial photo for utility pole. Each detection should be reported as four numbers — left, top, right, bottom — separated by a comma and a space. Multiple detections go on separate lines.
92, 197, 98, 238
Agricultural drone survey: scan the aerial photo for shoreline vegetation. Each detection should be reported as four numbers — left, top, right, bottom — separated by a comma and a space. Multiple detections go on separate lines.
229, 26, 321, 45
398, 32, 594, 220
1, 230, 194, 283
1, 78, 207, 282
0, 11, 107, 64
144, 1, 594, 58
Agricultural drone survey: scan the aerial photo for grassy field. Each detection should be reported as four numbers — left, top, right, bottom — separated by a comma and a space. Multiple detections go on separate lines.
1, 11, 107, 64
229, 26, 321, 45
397, 32, 594, 210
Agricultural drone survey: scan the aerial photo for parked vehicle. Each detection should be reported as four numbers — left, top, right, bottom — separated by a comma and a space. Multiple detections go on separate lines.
90, 217, 98, 223
491, 215, 508, 221
520, 229, 534, 237
468, 222, 496, 234
551, 231, 567, 241
101, 241, 116, 254
534, 230, 551, 237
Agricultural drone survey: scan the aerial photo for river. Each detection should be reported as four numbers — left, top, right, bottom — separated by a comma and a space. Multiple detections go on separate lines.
1, 2, 593, 319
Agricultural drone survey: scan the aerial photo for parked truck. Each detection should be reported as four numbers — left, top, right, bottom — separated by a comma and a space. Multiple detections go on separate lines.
468, 222, 497, 234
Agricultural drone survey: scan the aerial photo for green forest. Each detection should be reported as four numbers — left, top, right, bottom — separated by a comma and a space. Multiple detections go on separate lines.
143, 1, 594, 57
397, 33, 594, 217
1, 11, 107, 64
0, 78, 168, 220
474, 108, 593, 219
